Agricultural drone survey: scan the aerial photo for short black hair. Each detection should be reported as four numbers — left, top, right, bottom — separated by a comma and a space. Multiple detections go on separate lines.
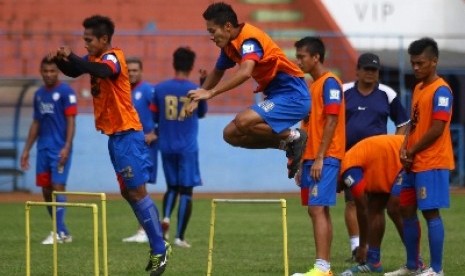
294, 36, 326, 63
126, 57, 143, 70
173, 47, 196, 72
82, 15, 115, 43
408, 37, 439, 58
41, 56, 56, 68
203, 2, 239, 27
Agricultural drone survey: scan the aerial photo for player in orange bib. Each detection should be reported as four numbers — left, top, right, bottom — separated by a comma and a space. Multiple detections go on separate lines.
50, 15, 170, 276
338, 135, 407, 275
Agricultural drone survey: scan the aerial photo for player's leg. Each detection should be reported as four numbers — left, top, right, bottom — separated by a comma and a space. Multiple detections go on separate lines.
293, 159, 338, 276
364, 193, 390, 269
417, 170, 450, 274
161, 153, 180, 240
343, 188, 359, 262
387, 172, 404, 242
110, 131, 170, 274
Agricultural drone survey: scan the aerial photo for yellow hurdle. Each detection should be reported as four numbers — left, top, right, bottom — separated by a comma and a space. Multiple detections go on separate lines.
25, 201, 99, 276
206, 199, 288, 276
52, 191, 108, 276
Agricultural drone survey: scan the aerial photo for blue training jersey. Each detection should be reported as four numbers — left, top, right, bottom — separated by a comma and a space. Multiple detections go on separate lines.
343, 81, 409, 150
131, 81, 155, 134
33, 82, 78, 150
151, 79, 207, 153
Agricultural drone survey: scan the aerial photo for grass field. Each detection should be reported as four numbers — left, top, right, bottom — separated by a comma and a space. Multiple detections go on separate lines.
1, 193, 464, 275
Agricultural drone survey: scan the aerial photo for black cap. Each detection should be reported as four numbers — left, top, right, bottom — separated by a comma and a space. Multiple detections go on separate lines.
357, 53, 381, 69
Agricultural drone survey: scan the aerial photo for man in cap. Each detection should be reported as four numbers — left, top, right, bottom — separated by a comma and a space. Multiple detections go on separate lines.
342, 52, 410, 262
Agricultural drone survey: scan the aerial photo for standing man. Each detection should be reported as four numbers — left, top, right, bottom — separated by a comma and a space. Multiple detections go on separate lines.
386, 37, 454, 276
50, 15, 171, 276
151, 47, 208, 248
21, 57, 77, 244
343, 53, 409, 260
184, 2, 310, 179
338, 135, 405, 275
122, 57, 158, 243
292, 36, 345, 276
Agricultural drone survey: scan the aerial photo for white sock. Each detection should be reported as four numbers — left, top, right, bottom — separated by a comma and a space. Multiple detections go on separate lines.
350, 236, 360, 251
315, 259, 330, 272
286, 129, 300, 143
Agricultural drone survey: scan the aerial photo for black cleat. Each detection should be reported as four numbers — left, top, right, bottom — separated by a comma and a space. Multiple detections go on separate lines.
145, 242, 172, 276
286, 128, 307, 179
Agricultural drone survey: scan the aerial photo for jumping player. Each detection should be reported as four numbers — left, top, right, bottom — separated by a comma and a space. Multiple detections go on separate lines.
151, 47, 207, 248
122, 57, 159, 243
386, 37, 454, 276
183, 2, 310, 179
50, 15, 170, 276
292, 36, 345, 276
21, 57, 77, 245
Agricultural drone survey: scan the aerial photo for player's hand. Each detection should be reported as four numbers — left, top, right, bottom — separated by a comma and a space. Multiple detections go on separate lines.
355, 245, 368, 264
20, 151, 30, 171
294, 165, 302, 186
400, 149, 413, 172
144, 132, 158, 145
187, 88, 213, 102
58, 147, 70, 169
310, 158, 323, 181
179, 99, 199, 120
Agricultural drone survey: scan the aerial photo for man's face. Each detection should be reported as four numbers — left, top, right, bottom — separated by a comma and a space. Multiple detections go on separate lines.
410, 52, 437, 81
206, 20, 232, 48
356, 67, 379, 85
295, 47, 318, 74
83, 28, 108, 57
127, 62, 142, 85
40, 63, 59, 87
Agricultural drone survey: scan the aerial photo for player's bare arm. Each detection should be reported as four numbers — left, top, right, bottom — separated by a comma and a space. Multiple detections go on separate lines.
407, 119, 447, 158
310, 114, 338, 180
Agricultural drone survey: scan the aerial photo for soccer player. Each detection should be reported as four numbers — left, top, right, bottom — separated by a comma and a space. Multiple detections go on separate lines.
122, 57, 158, 243
292, 37, 345, 276
20, 57, 77, 244
343, 53, 409, 261
183, 2, 310, 179
151, 47, 207, 248
50, 15, 171, 275
385, 37, 454, 276
338, 135, 406, 275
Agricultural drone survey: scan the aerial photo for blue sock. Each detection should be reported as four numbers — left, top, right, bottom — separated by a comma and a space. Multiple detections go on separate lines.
131, 195, 165, 254
403, 216, 421, 270
163, 188, 177, 219
367, 247, 381, 265
55, 194, 69, 235
176, 194, 192, 240
427, 217, 444, 273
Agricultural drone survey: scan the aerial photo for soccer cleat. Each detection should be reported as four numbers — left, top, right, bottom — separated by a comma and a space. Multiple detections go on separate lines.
145, 242, 172, 276
414, 267, 444, 276
161, 219, 170, 241
122, 229, 148, 243
292, 266, 333, 276
41, 231, 72, 245
286, 128, 308, 179
174, 238, 191, 248
340, 263, 383, 275
383, 265, 428, 276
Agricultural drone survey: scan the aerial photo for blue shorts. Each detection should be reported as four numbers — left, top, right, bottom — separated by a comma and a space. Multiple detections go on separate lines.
108, 130, 152, 189
390, 171, 405, 197
36, 148, 72, 187
251, 76, 310, 133
300, 157, 340, 206
146, 141, 158, 184
401, 170, 450, 210
161, 151, 202, 188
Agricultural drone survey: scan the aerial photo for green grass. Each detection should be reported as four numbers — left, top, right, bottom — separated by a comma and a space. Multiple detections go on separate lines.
1, 194, 465, 275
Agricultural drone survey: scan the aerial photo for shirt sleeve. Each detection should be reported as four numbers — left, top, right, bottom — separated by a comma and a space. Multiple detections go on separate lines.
388, 96, 410, 127
101, 53, 121, 75
322, 77, 342, 115
63, 86, 78, 116
432, 86, 453, 121
240, 39, 263, 62
215, 49, 236, 70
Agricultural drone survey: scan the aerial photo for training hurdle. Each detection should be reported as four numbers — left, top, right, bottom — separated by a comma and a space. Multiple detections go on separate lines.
206, 198, 288, 276
52, 191, 108, 276
25, 201, 99, 276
